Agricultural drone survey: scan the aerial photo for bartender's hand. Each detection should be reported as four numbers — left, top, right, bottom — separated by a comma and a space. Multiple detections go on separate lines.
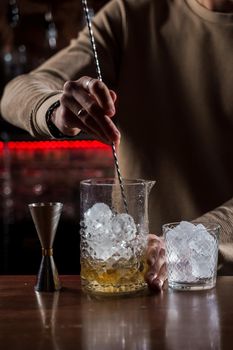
51, 76, 120, 144
145, 234, 167, 292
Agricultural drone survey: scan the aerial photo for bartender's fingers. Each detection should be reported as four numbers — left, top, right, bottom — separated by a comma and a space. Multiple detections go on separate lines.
54, 103, 109, 143
69, 83, 119, 141
81, 113, 120, 144
146, 234, 165, 266
145, 235, 167, 292
78, 76, 116, 115
60, 93, 119, 143
145, 246, 166, 281
147, 262, 167, 291
63, 80, 120, 143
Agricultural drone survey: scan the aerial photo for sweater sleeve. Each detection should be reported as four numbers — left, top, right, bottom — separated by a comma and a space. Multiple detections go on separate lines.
0, 0, 124, 138
194, 198, 233, 275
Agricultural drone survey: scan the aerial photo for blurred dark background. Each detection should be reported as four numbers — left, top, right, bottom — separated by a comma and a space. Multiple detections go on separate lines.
0, 0, 113, 275
0, 0, 110, 138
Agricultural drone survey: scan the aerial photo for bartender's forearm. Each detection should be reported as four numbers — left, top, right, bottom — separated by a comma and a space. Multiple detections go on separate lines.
0, 0, 121, 138
194, 197, 233, 275
1, 74, 63, 137
0, 33, 96, 138
0, 71, 64, 138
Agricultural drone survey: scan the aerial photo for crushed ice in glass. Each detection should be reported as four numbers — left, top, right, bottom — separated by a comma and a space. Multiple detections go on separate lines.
166, 221, 218, 282
81, 203, 144, 261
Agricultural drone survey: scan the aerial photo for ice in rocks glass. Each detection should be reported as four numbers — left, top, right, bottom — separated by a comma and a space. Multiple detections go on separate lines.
163, 221, 220, 291
80, 178, 155, 295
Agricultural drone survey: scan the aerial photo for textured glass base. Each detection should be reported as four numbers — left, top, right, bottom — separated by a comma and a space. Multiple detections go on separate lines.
168, 278, 216, 291
81, 279, 148, 296
80, 256, 148, 296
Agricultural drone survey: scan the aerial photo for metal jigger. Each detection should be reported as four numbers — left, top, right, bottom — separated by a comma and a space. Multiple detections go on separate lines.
28, 202, 63, 292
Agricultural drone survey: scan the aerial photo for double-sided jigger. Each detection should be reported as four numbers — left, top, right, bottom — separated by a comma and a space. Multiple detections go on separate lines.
28, 202, 63, 292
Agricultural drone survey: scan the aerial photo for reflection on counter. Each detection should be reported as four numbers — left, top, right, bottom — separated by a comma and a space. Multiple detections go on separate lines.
165, 290, 220, 349
35, 291, 60, 350
81, 295, 153, 350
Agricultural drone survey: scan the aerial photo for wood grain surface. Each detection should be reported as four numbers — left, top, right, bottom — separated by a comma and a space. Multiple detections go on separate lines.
0, 276, 232, 349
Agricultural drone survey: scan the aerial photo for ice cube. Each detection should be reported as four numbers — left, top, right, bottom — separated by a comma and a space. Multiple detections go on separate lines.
169, 260, 195, 283
84, 202, 112, 227
83, 203, 138, 261
179, 221, 196, 232
189, 225, 216, 257
111, 213, 137, 242
166, 221, 218, 281
84, 202, 112, 240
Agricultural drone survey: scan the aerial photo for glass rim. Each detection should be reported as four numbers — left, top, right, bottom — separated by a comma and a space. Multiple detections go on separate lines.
80, 178, 156, 187
28, 202, 63, 207
162, 221, 221, 233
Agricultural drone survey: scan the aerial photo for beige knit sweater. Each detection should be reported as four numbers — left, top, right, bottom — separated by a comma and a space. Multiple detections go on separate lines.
1, 0, 233, 273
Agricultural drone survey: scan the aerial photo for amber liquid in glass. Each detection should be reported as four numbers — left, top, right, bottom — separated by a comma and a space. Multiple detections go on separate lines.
81, 255, 147, 295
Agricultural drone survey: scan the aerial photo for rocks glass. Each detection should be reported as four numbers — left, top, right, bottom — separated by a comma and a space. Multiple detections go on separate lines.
80, 178, 155, 296
163, 221, 220, 291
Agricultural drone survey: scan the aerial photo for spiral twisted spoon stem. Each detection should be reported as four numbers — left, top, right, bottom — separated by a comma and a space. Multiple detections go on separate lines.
82, 0, 128, 213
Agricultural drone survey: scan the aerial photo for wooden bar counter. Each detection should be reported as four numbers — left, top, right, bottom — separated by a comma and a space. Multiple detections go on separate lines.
0, 275, 232, 349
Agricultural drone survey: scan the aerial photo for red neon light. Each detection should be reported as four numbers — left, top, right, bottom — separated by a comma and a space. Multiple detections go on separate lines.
6, 140, 111, 151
